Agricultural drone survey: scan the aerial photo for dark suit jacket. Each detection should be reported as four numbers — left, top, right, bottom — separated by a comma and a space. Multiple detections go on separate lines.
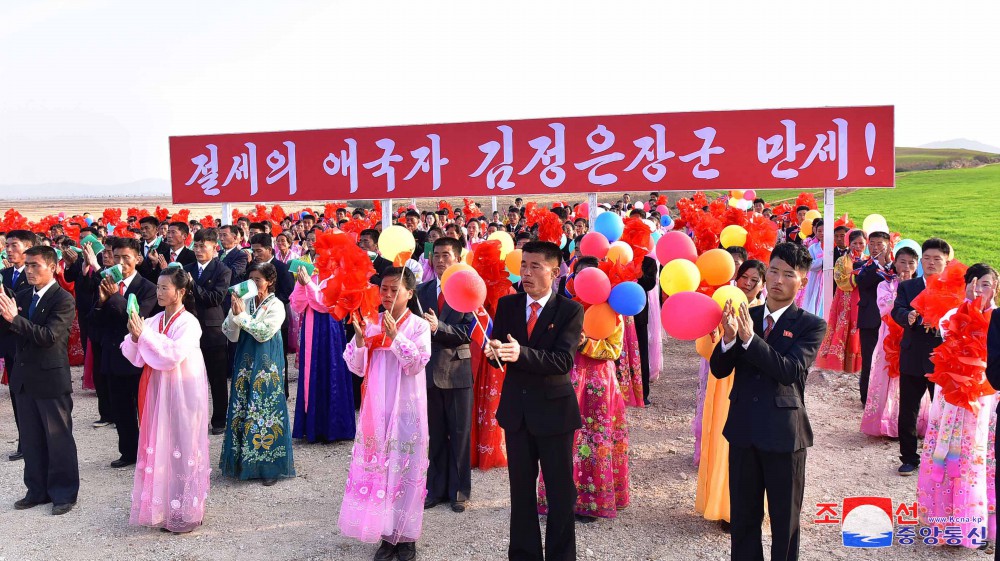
490, 292, 584, 437
891, 277, 942, 377
709, 303, 827, 453
0, 266, 31, 358
632, 255, 659, 328
0, 284, 76, 398
89, 274, 158, 377
220, 247, 249, 285
854, 260, 887, 330
368, 255, 393, 286
155, 245, 196, 268
62, 258, 102, 329
416, 280, 474, 389
184, 259, 232, 348
136, 239, 162, 282
270, 258, 294, 304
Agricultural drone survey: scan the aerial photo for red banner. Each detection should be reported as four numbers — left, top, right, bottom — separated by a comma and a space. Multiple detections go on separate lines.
169, 105, 893, 204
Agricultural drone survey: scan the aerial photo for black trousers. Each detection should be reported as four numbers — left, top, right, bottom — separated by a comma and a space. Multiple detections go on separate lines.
90, 339, 113, 422
426, 384, 473, 504
858, 327, 880, 406
505, 425, 576, 561
635, 313, 651, 401
3, 352, 20, 453
729, 445, 807, 561
15, 391, 80, 505
203, 345, 229, 429
899, 374, 936, 466
109, 374, 140, 462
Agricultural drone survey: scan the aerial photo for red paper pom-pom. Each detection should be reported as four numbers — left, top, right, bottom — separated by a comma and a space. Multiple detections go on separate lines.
620, 217, 652, 258
536, 211, 563, 245
912, 260, 969, 330
314, 231, 377, 321
928, 301, 994, 413
795, 192, 818, 210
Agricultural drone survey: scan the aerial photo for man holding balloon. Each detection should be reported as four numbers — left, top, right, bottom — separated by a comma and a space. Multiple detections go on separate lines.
484, 241, 584, 561
709, 242, 827, 561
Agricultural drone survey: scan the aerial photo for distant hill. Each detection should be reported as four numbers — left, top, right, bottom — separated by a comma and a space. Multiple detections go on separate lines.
919, 138, 1000, 154
894, 147, 1000, 172
0, 178, 169, 200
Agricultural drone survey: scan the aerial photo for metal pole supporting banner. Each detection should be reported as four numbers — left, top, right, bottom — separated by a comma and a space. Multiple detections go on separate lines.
383, 199, 392, 230
823, 188, 835, 320
588, 193, 598, 230
491, 196, 497, 214
221, 203, 231, 226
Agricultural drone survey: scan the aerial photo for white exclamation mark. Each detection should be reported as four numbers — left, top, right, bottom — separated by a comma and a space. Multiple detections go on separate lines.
865, 123, 876, 176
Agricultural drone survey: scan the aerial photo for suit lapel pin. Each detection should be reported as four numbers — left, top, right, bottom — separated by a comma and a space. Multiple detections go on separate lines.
783, 330, 793, 337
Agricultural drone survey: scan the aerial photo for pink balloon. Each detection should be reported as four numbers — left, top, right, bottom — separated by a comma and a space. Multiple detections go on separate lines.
443, 270, 487, 313
574, 267, 611, 305
579, 231, 610, 259
655, 231, 698, 264
660, 291, 722, 341
656, 204, 669, 216
743, 189, 756, 201
577, 202, 589, 216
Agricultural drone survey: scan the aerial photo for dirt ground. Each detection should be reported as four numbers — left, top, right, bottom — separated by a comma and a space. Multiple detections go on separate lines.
0, 333, 990, 561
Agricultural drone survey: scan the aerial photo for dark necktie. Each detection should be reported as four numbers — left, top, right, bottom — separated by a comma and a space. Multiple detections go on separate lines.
28, 293, 40, 318
198, 266, 203, 280
11, 270, 20, 286
527, 302, 541, 338
763, 315, 775, 340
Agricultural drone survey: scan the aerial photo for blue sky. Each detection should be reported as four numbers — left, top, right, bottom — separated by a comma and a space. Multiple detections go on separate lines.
1, 0, 997, 191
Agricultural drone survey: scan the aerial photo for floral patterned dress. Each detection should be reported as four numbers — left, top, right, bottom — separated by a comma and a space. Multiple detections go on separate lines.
538, 317, 629, 518
615, 316, 645, 408
219, 294, 295, 480
816, 254, 862, 373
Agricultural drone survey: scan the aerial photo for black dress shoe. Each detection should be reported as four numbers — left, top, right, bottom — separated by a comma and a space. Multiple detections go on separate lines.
14, 497, 50, 510
110, 457, 136, 469
396, 542, 416, 561
450, 501, 466, 513
719, 520, 731, 533
210, 427, 226, 436
423, 497, 442, 510
8, 451, 23, 461
374, 540, 397, 561
52, 503, 75, 516
575, 514, 598, 524
262, 478, 278, 487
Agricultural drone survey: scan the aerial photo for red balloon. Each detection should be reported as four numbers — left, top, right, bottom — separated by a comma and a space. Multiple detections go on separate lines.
442, 270, 487, 313
660, 291, 722, 341
655, 231, 698, 264
579, 231, 611, 259
574, 267, 611, 305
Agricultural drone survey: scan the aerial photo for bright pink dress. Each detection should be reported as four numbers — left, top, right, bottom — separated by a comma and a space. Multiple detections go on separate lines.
120, 311, 211, 533
615, 317, 645, 408
339, 313, 432, 545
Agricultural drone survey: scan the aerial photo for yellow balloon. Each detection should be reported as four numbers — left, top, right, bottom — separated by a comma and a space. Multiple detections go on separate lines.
487, 231, 514, 258
712, 284, 748, 314
505, 248, 523, 275
804, 209, 822, 222
862, 214, 889, 235
659, 259, 701, 296
377, 225, 415, 264
441, 263, 475, 287
606, 241, 634, 265
720, 225, 748, 248
463, 248, 474, 264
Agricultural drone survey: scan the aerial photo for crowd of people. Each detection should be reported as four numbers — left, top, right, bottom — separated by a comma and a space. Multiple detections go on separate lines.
1, 190, 999, 561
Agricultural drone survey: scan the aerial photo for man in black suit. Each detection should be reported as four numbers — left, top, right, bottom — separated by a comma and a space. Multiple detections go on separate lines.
632, 254, 659, 405
417, 237, 476, 513
854, 230, 892, 406
485, 241, 584, 561
136, 216, 162, 282
891, 237, 951, 475
0, 245, 80, 515
152, 221, 196, 272
219, 225, 249, 285
2, 229, 36, 461
184, 228, 232, 435
89, 238, 158, 468
710, 242, 827, 561
250, 233, 293, 395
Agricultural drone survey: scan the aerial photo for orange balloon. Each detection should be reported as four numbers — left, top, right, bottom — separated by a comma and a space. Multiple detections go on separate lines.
696, 248, 736, 287
505, 249, 523, 276
606, 242, 634, 265
583, 303, 618, 340
441, 263, 475, 287
695, 331, 719, 360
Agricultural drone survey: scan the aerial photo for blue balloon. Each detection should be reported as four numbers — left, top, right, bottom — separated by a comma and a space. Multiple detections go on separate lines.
651, 231, 662, 244
594, 212, 624, 242
568, 240, 576, 254
85, 217, 94, 226
661, 215, 673, 228
608, 281, 646, 316
508, 272, 521, 284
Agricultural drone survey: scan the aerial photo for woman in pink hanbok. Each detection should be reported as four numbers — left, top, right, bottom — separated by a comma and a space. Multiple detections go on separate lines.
917, 264, 998, 551
340, 267, 431, 561
120, 267, 211, 534
861, 247, 930, 437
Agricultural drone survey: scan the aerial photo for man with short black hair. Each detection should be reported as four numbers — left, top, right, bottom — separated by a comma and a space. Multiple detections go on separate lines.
0, 245, 80, 515
153, 221, 195, 271
753, 198, 766, 213
184, 229, 232, 434
1, 229, 36, 461
855, 229, 892, 406
506, 207, 524, 234
136, 216, 162, 282
711, 242, 826, 561
486, 240, 584, 561
219, 225, 249, 285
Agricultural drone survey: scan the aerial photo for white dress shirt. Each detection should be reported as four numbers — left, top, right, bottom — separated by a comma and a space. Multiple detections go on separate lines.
32, 279, 58, 301
526, 292, 551, 321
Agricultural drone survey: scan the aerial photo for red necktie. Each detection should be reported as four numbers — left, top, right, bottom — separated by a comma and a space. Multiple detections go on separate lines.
763, 315, 775, 339
170, 251, 177, 263
527, 302, 541, 338
437, 291, 445, 313
119, 281, 126, 296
